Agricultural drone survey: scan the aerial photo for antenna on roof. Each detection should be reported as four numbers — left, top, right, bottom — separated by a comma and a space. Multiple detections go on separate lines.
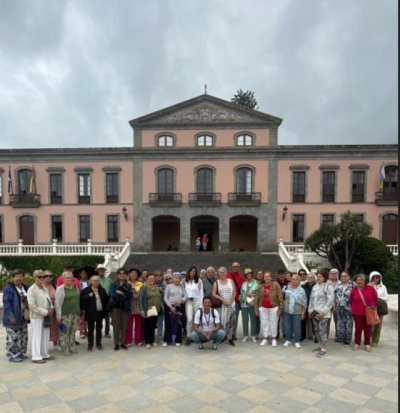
204, 84, 207, 95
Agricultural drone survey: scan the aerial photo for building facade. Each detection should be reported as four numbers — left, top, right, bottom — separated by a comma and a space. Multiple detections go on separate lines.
0, 94, 397, 251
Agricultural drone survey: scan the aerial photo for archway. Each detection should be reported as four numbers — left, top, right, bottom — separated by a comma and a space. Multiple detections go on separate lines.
152, 216, 180, 251
190, 215, 219, 251
229, 215, 258, 251
19, 215, 35, 244
382, 214, 398, 245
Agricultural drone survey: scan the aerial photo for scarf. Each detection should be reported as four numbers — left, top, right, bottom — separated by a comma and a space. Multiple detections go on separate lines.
286, 286, 307, 314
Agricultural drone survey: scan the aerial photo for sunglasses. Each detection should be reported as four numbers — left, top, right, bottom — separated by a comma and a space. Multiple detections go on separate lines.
37, 276, 46, 279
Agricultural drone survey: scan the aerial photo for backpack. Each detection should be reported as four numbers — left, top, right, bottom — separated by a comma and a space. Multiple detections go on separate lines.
199, 308, 218, 326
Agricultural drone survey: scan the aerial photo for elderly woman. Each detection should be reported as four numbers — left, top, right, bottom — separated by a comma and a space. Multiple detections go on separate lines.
163, 272, 186, 346
212, 266, 236, 346
254, 271, 283, 347
182, 266, 204, 346
109, 268, 133, 351
55, 271, 81, 356
282, 274, 307, 348
125, 268, 143, 347
43, 270, 59, 348
308, 269, 335, 357
27, 270, 54, 364
80, 276, 109, 351
350, 274, 378, 352
369, 271, 389, 347
239, 268, 259, 343
334, 271, 354, 346
139, 273, 163, 349
2, 269, 29, 362
301, 273, 316, 341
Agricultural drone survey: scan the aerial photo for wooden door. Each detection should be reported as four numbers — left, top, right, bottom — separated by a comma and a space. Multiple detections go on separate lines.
382, 214, 397, 245
19, 216, 34, 244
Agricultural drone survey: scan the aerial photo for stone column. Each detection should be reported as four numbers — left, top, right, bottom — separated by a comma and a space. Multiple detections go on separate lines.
219, 210, 229, 252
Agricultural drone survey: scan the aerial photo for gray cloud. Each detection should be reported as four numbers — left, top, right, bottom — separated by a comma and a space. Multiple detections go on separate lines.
0, 0, 397, 148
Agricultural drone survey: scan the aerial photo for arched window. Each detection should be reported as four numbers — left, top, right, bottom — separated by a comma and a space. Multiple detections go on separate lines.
197, 168, 213, 194
18, 169, 32, 194
236, 167, 252, 194
236, 134, 253, 146
157, 135, 174, 147
157, 168, 174, 194
197, 135, 213, 147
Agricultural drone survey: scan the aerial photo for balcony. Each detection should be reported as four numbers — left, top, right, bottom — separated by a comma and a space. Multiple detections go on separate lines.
228, 192, 261, 206
10, 193, 41, 208
149, 193, 182, 207
375, 191, 398, 205
188, 192, 221, 206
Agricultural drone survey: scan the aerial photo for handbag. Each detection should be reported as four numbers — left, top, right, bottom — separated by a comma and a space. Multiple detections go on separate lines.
357, 288, 381, 326
246, 296, 255, 306
377, 298, 388, 316
23, 308, 30, 321
43, 315, 52, 328
146, 305, 158, 318
210, 281, 222, 309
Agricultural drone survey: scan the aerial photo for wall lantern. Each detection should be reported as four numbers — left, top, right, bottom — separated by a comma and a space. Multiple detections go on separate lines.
122, 206, 128, 221
282, 206, 288, 221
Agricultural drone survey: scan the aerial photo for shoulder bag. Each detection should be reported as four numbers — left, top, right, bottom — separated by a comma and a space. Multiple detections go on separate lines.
210, 280, 222, 309
377, 298, 388, 316
358, 288, 381, 326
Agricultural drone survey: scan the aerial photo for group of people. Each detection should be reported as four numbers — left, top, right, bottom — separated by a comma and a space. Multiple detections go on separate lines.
2, 261, 389, 363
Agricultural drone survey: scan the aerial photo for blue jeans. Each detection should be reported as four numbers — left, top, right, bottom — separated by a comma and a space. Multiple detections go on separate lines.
190, 330, 226, 344
283, 312, 302, 343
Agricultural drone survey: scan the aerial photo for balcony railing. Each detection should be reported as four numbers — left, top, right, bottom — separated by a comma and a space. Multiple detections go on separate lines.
149, 193, 182, 206
188, 192, 221, 205
228, 192, 261, 205
375, 191, 398, 205
9, 193, 41, 208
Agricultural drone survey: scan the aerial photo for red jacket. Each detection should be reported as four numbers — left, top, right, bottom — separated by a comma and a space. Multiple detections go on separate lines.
227, 272, 245, 303
56, 275, 80, 289
350, 285, 378, 316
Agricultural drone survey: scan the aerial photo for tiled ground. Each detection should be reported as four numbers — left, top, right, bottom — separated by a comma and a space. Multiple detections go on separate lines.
0, 318, 397, 413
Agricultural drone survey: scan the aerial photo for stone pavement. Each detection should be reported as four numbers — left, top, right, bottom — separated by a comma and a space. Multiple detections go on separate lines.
0, 319, 397, 413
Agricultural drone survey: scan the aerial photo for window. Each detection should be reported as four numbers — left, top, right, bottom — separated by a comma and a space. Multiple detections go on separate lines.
322, 214, 334, 225
293, 214, 305, 242
292, 171, 306, 203
50, 173, 63, 204
78, 173, 91, 204
107, 215, 119, 242
352, 214, 364, 224
383, 165, 398, 193
18, 169, 32, 194
51, 215, 63, 241
158, 135, 174, 147
79, 215, 91, 242
197, 168, 213, 194
106, 173, 119, 203
236, 167, 252, 194
322, 171, 335, 202
352, 171, 365, 203
157, 168, 174, 195
237, 134, 253, 146
197, 135, 213, 147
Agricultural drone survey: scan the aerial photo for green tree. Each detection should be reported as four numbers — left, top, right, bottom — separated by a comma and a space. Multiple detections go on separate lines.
305, 211, 372, 271
231, 89, 259, 109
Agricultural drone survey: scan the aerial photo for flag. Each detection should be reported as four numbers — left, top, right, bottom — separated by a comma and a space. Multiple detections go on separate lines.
378, 164, 385, 191
7, 166, 13, 195
29, 165, 37, 193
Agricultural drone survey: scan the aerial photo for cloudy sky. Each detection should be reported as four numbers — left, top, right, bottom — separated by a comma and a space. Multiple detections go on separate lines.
0, 0, 397, 148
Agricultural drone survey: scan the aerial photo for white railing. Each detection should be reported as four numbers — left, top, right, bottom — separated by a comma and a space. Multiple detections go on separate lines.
387, 245, 398, 256
278, 242, 309, 273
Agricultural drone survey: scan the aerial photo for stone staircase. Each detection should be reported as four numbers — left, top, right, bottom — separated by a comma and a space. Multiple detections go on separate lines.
124, 252, 287, 274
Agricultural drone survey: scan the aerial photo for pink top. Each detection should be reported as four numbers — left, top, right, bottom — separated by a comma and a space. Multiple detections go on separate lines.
56, 275, 80, 288
350, 285, 378, 316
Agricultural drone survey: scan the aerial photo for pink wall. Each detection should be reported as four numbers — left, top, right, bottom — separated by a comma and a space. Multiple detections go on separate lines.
142, 160, 269, 203
141, 128, 269, 147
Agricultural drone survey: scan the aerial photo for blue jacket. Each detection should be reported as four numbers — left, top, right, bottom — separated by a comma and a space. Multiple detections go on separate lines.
2, 283, 29, 328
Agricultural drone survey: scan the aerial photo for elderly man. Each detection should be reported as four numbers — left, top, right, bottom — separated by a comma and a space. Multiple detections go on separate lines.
96, 264, 111, 338
191, 297, 226, 350
227, 262, 244, 340
203, 266, 216, 298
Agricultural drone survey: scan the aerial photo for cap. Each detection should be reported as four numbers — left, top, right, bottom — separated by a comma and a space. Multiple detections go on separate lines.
244, 268, 253, 275
96, 264, 106, 270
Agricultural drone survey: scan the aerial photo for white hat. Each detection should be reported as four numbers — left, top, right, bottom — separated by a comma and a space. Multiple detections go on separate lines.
96, 264, 106, 270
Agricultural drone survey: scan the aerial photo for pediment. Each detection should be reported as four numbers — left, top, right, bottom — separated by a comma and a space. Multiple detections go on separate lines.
131, 94, 282, 126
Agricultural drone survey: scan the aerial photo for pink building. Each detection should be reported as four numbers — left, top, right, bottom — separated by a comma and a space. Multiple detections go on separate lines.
0, 94, 397, 250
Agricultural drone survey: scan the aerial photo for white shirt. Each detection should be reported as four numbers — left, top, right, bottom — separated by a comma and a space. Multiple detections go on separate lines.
194, 308, 220, 332
183, 279, 204, 301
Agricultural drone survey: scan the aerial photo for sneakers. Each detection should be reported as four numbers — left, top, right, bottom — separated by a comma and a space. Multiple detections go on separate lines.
176, 343, 181, 347
20, 354, 28, 360
316, 349, 327, 357
228, 339, 235, 346
120, 344, 128, 350
352, 344, 360, 351
43, 355, 55, 360
152, 343, 158, 348
185, 339, 191, 346
145, 344, 151, 349
198, 343, 203, 350
365, 345, 372, 352
260, 339, 268, 346
242, 336, 248, 343
32, 359, 46, 364
294, 343, 301, 349
283, 340, 291, 347
9, 355, 23, 363
162, 342, 168, 347
114, 345, 120, 351
312, 346, 321, 352
212, 342, 217, 350
271, 339, 277, 347
97, 346, 104, 351
251, 337, 257, 343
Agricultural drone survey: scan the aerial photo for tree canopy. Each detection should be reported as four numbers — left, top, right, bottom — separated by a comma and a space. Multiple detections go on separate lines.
231, 89, 258, 109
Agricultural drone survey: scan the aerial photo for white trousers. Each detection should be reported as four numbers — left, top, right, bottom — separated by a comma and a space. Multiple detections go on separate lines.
185, 299, 202, 336
31, 318, 50, 361
259, 306, 279, 339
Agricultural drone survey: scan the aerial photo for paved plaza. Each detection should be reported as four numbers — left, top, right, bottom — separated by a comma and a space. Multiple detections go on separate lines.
0, 318, 397, 413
